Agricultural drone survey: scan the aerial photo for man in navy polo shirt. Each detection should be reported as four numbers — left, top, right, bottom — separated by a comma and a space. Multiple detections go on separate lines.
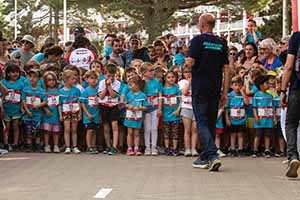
185, 13, 231, 172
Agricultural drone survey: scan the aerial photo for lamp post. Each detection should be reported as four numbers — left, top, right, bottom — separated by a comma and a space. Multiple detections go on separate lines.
63, 0, 67, 43
14, 0, 17, 39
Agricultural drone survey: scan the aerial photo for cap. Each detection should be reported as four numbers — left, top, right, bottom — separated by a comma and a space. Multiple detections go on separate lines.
267, 70, 277, 77
21, 35, 35, 46
28, 69, 41, 78
73, 26, 85, 34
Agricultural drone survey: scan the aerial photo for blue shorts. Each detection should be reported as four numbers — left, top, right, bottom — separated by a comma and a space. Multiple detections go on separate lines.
23, 121, 41, 137
85, 122, 100, 131
4, 114, 22, 121
255, 128, 272, 137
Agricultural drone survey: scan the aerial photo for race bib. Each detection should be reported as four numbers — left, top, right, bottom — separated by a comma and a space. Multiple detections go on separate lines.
126, 110, 142, 120
5, 90, 21, 103
147, 96, 158, 107
230, 108, 245, 118
276, 108, 281, 117
88, 96, 99, 107
47, 94, 59, 107
182, 93, 192, 107
258, 107, 273, 118
163, 95, 177, 106
26, 95, 41, 107
62, 103, 80, 114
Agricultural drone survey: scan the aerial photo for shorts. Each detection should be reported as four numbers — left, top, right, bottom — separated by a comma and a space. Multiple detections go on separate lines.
276, 123, 284, 138
23, 121, 41, 137
163, 120, 180, 140
216, 128, 224, 135
255, 128, 272, 137
246, 118, 255, 129
85, 122, 100, 131
42, 123, 60, 133
4, 114, 22, 122
101, 105, 120, 124
181, 108, 195, 121
63, 112, 79, 121
229, 125, 245, 134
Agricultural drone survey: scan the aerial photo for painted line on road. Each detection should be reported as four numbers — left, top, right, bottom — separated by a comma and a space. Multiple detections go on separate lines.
93, 188, 112, 199
0, 157, 31, 161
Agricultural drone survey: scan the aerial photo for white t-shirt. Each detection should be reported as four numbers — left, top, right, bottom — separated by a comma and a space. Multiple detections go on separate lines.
98, 79, 121, 107
178, 79, 192, 109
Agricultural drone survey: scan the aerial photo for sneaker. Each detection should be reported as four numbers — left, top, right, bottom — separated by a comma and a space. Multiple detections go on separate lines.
53, 145, 60, 153
144, 147, 151, 156
286, 159, 300, 178
103, 147, 110, 154
8, 144, 13, 152
72, 147, 81, 154
264, 150, 271, 158
172, 149, 178, 156
86, 147, 94, 154
108, 147, 117, 155
252, 151, 258, 158
217, 149, 226, 157
134, 148, 142, 156
126, 148, 135, 156
11, 144, 19, 152
230, 149, 237, 157
0, 149, 8, 157
191, 149, 199, 157
279, 151, 285, 157
44, 145, 51, 153
237, 149, 244, 157
192, 157, 210, 169
151, 148, 158, 156
184, 149, 192, 157
157, 146, 166, 154
165, 148, 172, 156
208, 158, 222, 172
25, 144, 33, 153
92, 147, 99, 154
64, 147, 71, 154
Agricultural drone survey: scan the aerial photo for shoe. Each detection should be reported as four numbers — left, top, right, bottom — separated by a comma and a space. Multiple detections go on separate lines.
191, 149, 199, 157
252, 151, 258, 158
108, 147, 117, 155
208, 158, 222, 172
92, 147, 99, 154
286, 159, 300, 178
44, 145, 51, 153
230, 149, 237, 157
217, 149, 226, 157
53, 145, 60, 153
151, 148, 158, 156
127, 148, 135, 156
8, 144, 13, 152
86, 147, 94, 154
134, 148, 142, 156
0, 149, 8, 157
165, 148, 172, 156
264, 150, 271, 158
64, 147, 71, 154
144, 147, 151, 156
25, 144, 33, 153
279, 151, 285, 157
184, 149, 192, 157
192, 157, 210, 169
11, 144, 19, 152
3, 144, 9, 151
157, 146, 166, 154
72, 147, 81, 154
237, 149, 244, 157
103, 147, 111, 154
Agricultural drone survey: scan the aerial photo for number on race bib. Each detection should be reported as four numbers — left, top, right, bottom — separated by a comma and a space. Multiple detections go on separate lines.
47, 95, 59, 106
26, 95, 41, 107
126, 110, 142, 120
258, 108, 273, 118
230, 108, 245, 118
62, 103, 80, 114
5, 90, 21, 103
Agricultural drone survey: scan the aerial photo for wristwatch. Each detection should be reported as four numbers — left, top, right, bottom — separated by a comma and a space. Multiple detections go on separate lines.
280, 89, 287, 94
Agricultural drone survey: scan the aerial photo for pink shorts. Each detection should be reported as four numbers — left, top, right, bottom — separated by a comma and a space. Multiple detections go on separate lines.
216, 128, 224, 135
42, 123, 60, 134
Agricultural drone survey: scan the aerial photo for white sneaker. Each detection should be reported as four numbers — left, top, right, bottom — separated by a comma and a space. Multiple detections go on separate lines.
217, 149, 226, 157
44, 145, 51, 153
184, 149, 192, 157
72, 147, 81, 154
151, 148, 158, 156
53, 146, 60, 153
191, 149, 199, 157
144, 148, 151, 156
64, 147, 71, 154
0, 149, 8, 156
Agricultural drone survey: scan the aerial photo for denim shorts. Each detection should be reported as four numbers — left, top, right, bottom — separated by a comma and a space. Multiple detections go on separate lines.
23, 121, 41, 137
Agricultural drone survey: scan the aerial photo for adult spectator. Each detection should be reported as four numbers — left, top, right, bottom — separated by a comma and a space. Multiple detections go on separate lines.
0, 36, 10, 77
279, 36, 289, 65
38, 46, 64, 65
241, 19, 263, 45
122, 35, 150, 68
260, 38, 282, 71
102, 38, 126, 68
72, 26, 98, 55
12, 35, 35, 66
280, 31, 300, 178
186, 13, 231, 172
103, 33, 117, 57
241, 42, 258, 70
31, 39, 55, 63
152, 39, 171, 69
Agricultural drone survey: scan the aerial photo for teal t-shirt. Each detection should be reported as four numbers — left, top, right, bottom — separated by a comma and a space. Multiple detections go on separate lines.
162, 85, 182, 122
145, 79, 162, 113
42, 89, 60, 124
80, 87, 100, 124
253, 91, 274, 128
59, 86, 81, 115
226, 91, 247, 125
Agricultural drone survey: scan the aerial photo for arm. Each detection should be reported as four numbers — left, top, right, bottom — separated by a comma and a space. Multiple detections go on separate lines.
245, 81, 254, 96
180, 79, 191, 95
220, 64, 231, 107
252, 31, 260, 44
225, 108, 231, 126
0, 82, 8, 96
173, 97, 182, 116
33, 101, 47, 110
58, 105, 63, 122
22, 100, 32, 117
157, 92, 163, 117
98, 87, 107, 99
81, 103, 93, 120
280, 54, 295, 107
43, 107, 52, 117
241, 32, 247, 45
107, 84, 118, 98
253, 107, 259, 123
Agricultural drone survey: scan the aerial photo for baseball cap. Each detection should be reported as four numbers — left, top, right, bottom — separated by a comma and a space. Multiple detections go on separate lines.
73, 26, 85, 35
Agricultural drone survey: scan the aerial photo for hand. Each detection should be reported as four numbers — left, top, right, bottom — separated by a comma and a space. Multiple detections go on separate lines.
273, 119, 278, 126
226, 119, 231, 126
32, 105, 40, 110
280, 92, 288, 108
133, 106, 139, 111
255, 116, 260, 124
59, 116, 64, 122
21, 108, 25, 115
157, 109, 162, 117
27, 111, 33, 118
45, 110, 52, 117
88, 114, 94, 121
220, 94, 228, 108
105, 79, 112, 86
173, 110, 180, 116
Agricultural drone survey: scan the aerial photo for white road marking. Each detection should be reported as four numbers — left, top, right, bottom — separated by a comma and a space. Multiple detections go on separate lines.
0, 157, 30, 161
93, 188, 112, 199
